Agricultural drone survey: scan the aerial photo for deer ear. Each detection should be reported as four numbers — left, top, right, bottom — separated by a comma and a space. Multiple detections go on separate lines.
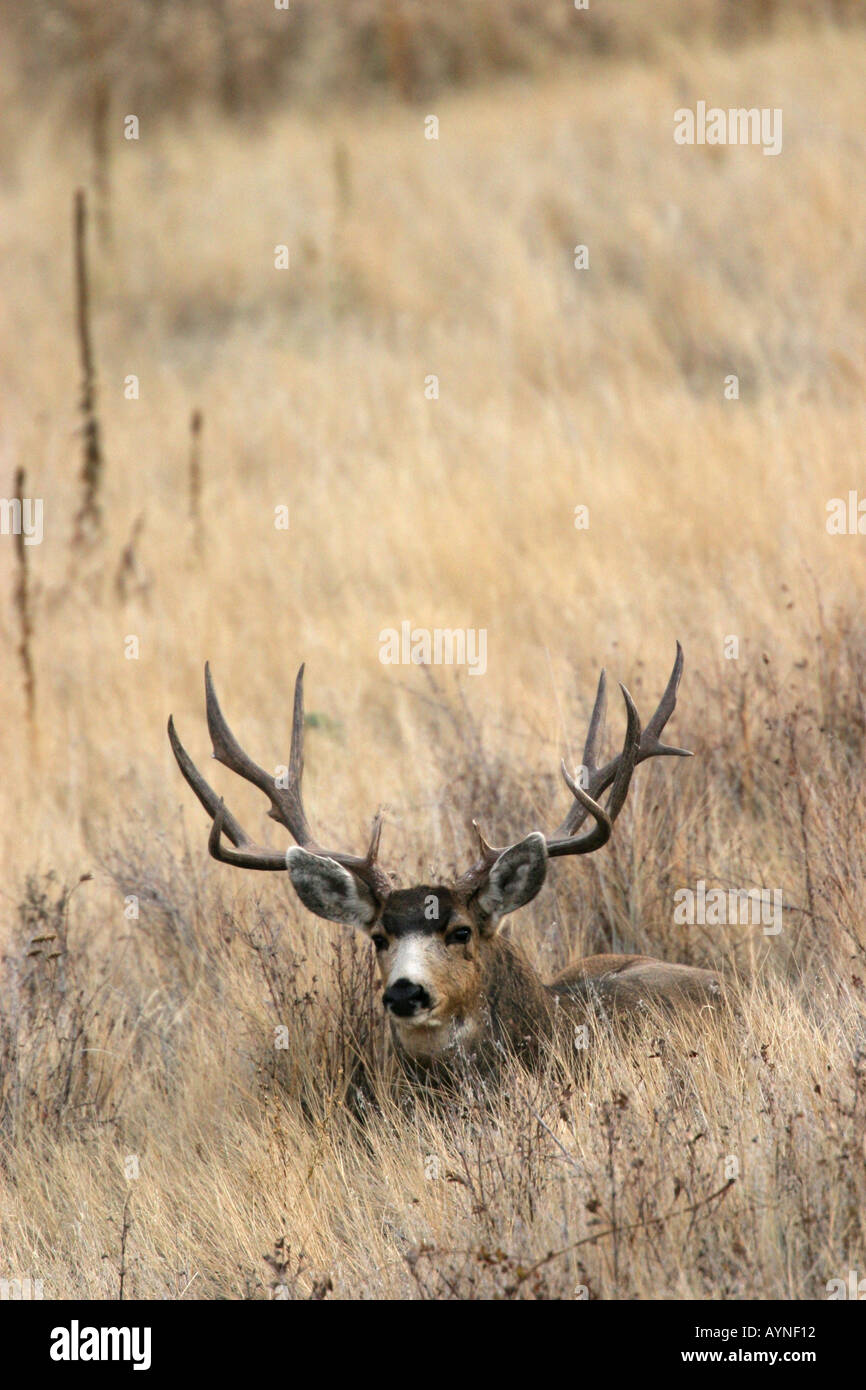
476, 832, 548, 924
286, 848, 378, 928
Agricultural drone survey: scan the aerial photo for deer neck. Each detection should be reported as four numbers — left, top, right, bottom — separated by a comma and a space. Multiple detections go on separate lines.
478, 933, 556, 1060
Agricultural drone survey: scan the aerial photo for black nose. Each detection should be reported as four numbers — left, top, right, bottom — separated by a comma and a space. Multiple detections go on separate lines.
383, 978, 431, 1017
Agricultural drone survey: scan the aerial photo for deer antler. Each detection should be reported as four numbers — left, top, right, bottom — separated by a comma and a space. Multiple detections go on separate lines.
167, 664, 390, 898
456, 644, 691, 891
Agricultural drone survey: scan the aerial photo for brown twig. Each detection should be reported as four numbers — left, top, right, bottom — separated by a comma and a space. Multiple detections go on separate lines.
72, 188, 104, 548
13, 466, 36, 728
91, 77, 112, 251
118, 1190, 132, 1301
189, 408, 204, 551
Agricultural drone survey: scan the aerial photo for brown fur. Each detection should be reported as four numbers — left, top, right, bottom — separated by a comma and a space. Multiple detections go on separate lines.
550, 953, 723, 1013
381, 888, 723, 1071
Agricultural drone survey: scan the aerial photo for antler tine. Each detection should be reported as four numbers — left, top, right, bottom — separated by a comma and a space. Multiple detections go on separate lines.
581, 667, 607, 777
596, 684, 642, 823
170, 665, 391, 893
553, 643, 692, 839
459, 680, 638, 886
207, 800, 288, 870
365, 810, 385, 863
168, 715, 247, 846
282, 662, 315, 844
456, 647, 690, 890
168, 717, 287, 869
640, 640, 691, 756
205, 662, 315, 844
468, 818, 499, 872
557, 761, 612, 854
547, 682, 640, 855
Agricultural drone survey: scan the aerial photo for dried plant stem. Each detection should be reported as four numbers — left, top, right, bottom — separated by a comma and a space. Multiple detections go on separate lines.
215, 0, 240, 113
91, 77, 112, 252
13, 466, 36, 729
382, 0, 413, 100
114, 514, 147, 603
72, 188, 104, 547
333, 138, 352, 216
118, 1191, 133, 1301
189, 408, 204, 551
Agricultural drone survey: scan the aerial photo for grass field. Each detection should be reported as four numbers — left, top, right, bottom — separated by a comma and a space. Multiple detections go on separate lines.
0, 5, 864, 1299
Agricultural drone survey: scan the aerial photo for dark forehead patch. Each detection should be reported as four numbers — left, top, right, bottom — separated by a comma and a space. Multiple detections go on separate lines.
382, 886, 454, 936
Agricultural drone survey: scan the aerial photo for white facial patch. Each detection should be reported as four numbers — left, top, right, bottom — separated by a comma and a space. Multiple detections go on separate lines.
386, 934, 438, 995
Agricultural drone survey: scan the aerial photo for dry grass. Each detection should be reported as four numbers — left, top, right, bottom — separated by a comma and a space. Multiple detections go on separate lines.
0, 9, 865, 1299
4, 1, 864, 120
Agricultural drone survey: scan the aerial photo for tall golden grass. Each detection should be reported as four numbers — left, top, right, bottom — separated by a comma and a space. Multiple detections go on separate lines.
3, 1, 864, 120
0, 10, 864, 1298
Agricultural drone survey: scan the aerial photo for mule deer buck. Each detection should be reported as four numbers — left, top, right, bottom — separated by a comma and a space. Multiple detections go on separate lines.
168, 645, 721, 1072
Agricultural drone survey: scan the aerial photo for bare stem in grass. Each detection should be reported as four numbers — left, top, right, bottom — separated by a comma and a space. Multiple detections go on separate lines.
72, 188, 104, 549
189, 408, 204, 552
333, 138, 352, 216
215, 0, 240, 114
118, 1191, 132, 1301
91, 77, 112, 252
114, 514, 149, 604
13, 466, 36, 730
788, 719, 819, 950
381, 0, 414, 101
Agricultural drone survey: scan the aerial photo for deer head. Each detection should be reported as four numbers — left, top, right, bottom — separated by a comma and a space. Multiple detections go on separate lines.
168, 648, 691, 1058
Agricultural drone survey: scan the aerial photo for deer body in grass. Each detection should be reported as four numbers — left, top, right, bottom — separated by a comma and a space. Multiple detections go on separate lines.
168, 646, 721, 1071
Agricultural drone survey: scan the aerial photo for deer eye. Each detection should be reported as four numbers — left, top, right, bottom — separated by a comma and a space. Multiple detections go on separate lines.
446, 927, 471, 945
371, 933, 389, 952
